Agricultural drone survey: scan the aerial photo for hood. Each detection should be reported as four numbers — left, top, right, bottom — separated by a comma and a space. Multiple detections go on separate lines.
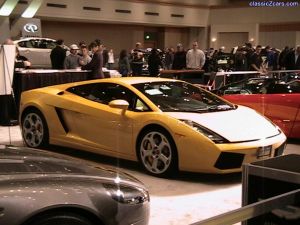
166, 106, 280, 142
0, 145, 141, 184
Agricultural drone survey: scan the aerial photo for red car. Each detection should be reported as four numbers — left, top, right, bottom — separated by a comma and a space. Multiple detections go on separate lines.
216, 78, 300, 138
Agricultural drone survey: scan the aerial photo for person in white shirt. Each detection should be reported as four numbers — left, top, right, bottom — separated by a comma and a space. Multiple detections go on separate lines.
79, 45, 91, 66
186, 41, 205, 69
107, 49, 115, 70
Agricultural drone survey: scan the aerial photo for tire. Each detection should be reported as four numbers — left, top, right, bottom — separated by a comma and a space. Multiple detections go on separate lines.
21, 109, 49, 148
137, 128, 178, 177
27, 212, 94, 225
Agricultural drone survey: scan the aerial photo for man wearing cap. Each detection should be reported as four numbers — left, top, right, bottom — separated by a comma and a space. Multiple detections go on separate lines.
64, 44, 81, 69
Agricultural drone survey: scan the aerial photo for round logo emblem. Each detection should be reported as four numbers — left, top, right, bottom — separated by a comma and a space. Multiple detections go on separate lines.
24, 23, 38, 33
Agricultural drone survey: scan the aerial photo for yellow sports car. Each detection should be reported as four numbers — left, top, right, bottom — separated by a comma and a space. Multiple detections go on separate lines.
20, 77, 286, 176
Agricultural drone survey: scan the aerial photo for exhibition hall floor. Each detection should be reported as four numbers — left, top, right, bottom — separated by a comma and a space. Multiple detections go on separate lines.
1, 125, 299, 225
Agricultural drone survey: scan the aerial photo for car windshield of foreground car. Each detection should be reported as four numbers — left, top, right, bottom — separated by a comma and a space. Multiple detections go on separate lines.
133, 81, 235, 112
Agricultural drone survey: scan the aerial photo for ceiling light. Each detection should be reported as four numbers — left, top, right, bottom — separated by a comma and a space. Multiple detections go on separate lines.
21, 0, 43, 18
0, 0, 18, 16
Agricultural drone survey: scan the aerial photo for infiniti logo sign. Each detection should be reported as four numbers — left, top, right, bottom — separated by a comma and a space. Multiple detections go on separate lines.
24, 23, 38, 33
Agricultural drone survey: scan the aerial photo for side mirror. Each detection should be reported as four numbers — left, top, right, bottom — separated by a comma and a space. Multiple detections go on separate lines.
108, 99, 129, 110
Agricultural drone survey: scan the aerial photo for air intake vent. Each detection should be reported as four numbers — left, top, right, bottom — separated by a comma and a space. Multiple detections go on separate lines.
18, 0, 28, 4
115, 9, 131, 14
47, 3, 67, 8
83, 6, 101, 11
171, 14, 184, 18
145, 12, 159, 16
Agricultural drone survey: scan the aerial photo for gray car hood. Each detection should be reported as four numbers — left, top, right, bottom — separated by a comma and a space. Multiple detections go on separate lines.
0, 145, 141, 185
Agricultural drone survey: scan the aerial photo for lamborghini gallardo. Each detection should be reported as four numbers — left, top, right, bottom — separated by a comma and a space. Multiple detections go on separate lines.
20, 77, 286, 176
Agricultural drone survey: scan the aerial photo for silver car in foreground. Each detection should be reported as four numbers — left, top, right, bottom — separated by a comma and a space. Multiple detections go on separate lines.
0, 145, 150, 225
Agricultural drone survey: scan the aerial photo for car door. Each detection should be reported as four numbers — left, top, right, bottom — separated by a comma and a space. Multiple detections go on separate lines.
67, 82, 148, 158
18, 39, 44, 68
264, 84, 300, 137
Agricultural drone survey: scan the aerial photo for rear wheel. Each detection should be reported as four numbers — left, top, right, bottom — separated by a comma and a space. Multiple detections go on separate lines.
21, 109, 49, 148
27, 212, 95, 225
138, 129, 178, 177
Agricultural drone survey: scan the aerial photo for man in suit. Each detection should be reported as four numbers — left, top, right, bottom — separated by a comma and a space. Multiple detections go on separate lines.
284, 45, 300, 70
50, 39, 66, 69
81, 42, 104, 80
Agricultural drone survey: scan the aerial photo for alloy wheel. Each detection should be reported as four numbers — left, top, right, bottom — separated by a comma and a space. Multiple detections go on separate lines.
140, 131, 172, 174
22, 112, 45, 147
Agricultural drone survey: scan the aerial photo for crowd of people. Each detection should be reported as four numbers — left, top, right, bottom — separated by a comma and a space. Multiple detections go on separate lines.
231, 43, 300, 73
48, 39, 208, 79
4, 37, 300, 80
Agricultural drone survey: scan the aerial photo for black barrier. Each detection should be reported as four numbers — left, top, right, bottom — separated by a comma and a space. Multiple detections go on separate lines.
190, 155, 300, 225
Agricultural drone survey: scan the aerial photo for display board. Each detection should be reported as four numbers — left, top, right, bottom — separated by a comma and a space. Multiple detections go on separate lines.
0, 45, 15, 95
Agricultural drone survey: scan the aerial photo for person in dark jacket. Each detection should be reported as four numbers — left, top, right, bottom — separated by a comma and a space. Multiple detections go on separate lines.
278, 46, 289, 69
284, 45, 300, 70
147, 48, 163, 77
118, 49, 131, 76
50, 39, 66, 69
172, 43, 186, 70
81, 42, 104, 80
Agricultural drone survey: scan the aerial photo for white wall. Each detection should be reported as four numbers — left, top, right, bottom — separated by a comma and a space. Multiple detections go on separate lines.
209, 6, 300, 49
210, 6, 300, 25
210, 23, 259, 49
23, 0, 209, 27
259, 31, 297, 49
218, 32, 249, 51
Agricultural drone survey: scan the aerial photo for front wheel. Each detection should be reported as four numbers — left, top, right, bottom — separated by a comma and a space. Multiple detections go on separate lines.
21, 109, 49, 148
27, 212, 95, 225
138, 129, 178, 177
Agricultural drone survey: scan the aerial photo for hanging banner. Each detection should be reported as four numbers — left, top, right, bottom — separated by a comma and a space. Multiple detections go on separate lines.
0, 45, 16, 95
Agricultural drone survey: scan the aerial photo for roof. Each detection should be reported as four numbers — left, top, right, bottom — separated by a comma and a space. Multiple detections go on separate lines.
34, 77, 180, 91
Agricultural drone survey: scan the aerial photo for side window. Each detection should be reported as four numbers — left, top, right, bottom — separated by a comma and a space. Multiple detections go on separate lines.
18, 41, 26, 48
67, 83, 96, 98
267, 84, 288, 94
68, 83, 151, 112
89, 83, 135, 109
39, 40, 48, 49
31, 40, 39, 48
46, 40, 56, 49
135, 99, 150, 112
22, 41, 33, 48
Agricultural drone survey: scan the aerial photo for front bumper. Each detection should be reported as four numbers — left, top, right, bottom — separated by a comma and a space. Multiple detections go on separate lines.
176, 131, 287, 174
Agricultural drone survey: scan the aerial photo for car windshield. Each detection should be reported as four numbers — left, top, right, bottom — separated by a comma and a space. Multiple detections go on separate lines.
133, 81, 235, 112
221, 78, 300, 95
221, 78, 272, 94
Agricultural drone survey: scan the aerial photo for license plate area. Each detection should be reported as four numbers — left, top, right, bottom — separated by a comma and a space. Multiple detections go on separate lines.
257, 145, 272, 158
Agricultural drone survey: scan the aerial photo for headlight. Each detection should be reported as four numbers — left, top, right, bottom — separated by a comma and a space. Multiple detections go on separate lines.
180, 119, 228, 143
104, 183, 150, 204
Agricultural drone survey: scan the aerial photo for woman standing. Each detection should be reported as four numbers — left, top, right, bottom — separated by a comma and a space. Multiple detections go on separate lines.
118, 49, 131, 76
107, 49, 115, 69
